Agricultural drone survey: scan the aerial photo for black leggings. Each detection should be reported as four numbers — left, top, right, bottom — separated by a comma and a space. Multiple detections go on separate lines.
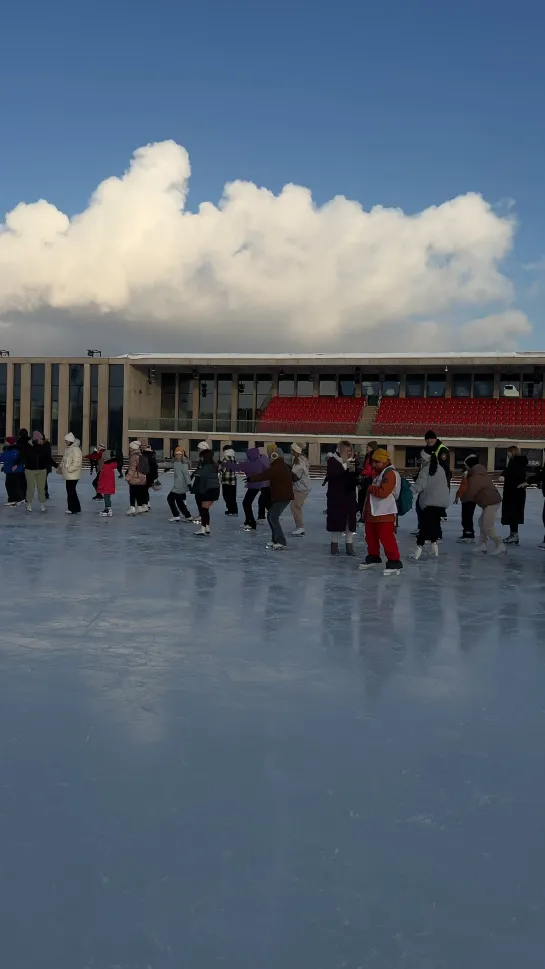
417, 506, 443, 545
201, 506, 210, 528
243, 490, 258, 528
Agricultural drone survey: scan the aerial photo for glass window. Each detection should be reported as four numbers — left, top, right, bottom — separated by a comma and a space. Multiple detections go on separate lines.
199, 374, 214, 421
406, 374, 425, 398
217, 374, 233, 432
361, 375, 380, 397
453, 374, 472, 398
494, 448, 508, 471
454, 447, 481, 469
521, 447, 543, 468
474, 373, 494, 398
0, 362, 6, 440
108, 365, 124, 452
256, 374, 273, 412
69, 364, 84, 441
296, 374, 313, 397
427, 374, 446, 398
320, 443, 337, 464
30, 363, 45, 434
237, 374, 255, 427
339, 376, 355, 397
232, 440, 248, 461
89, 364, 99, 446
319, 374, 337, 396
178, 373, 194, 423
523, 377, 543, 398
50, 364, 59, 446
161, 373, 176, 419
278, 374, 295, 396
381, 375, 400, 397
405, 446, 423, 468
149, 437, 164, 459
500, 373, 520, 397
13, 363, 21, 436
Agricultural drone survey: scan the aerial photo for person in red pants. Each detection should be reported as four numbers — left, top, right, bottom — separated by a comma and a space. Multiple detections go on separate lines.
359, 448, 403, 576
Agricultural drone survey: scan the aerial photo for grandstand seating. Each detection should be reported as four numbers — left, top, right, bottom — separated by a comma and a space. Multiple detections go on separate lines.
373, 396, 545, 439
257, 396, 366, 435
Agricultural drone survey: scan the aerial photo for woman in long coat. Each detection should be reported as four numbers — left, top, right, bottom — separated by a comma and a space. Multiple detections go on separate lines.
500, 446, 528, 545
326, 440, 358, 556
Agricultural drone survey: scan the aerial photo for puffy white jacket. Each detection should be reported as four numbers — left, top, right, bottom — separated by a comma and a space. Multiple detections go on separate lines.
61, 440, 83, 480
292, 458, 312, 493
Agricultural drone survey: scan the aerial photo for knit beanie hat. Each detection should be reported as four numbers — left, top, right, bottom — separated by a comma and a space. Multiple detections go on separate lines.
367, 440, 378, 451
197, 441, 210, 452
266, 442, 277, 456
372, 448, 390, 464
464, 454, 479, 469
174, 446, 185, 456
32, 431, 44, 442
129, 440, 141, 451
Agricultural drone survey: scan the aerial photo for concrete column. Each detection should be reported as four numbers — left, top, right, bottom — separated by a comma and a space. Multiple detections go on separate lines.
493, 373, 500, 398
399, 374, 407, 398
82, 363, 91, 455
57, 363, 70, 442
122, 362, 130, 455
487, 445, 496, 471
313, 373, 319, 397
308, 441, 320, 464
20, 363, 31, 430
43, 362, 52, 440
97, 363, 109, 450
192, 379, 199, 432
5, 361, 14, 437
445, 371, 452, 398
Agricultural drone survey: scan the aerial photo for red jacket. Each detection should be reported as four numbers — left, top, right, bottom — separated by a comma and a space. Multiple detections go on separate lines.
97, 458, 117, 496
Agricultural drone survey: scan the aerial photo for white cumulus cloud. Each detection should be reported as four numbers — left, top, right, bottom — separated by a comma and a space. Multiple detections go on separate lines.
0, 140, 531, 352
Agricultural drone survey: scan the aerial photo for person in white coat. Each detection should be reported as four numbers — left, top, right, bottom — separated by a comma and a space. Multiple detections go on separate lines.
410, 446, 450, 559
290, 443, 312, 536
61, 432, 83, 515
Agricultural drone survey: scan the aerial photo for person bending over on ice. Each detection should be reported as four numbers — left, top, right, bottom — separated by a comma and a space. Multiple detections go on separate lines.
455, 454, 478, 543
359, 448, 403, 576
462, 462, 505, 555
410, 446, 451, 559
325, 440, 358, 556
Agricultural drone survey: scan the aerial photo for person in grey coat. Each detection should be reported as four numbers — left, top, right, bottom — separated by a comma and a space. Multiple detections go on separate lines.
167, 447, 193, 522
410, 446, 451, 559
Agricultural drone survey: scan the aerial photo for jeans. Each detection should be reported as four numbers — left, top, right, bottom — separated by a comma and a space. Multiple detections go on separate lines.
222, 483, 238, 515
66, 479, 81, 514
242, 490, 258, 528
267, 500, 289, 546
26, 468, 47, 504
104, 495, 112, 510
258, 487, 271, 520
167, 491, 191, 518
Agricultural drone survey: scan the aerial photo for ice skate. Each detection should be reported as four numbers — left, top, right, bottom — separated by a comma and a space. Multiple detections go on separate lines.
194, 526, 208, 536
291, 528, 305, 537
100, 509, 113, 518
457, 535, 474, 544
412, 546, 422, 561
26, 504, 32, 512
330, 541, 340, 556
473, 542, 488, 554
271, 543, 287, 550
503, 533, 519, 545
126, 507, 136, 516
40, 505, 46, 513
358, 556, 381, 570
345, 544, 355, 556
431, 542, 439, 557
490, 542, 507, 556
169, 516, 181, 522
383, 560, 403, 576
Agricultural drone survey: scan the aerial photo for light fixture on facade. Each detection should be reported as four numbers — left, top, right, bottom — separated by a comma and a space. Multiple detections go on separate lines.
0, 350, 10, 357
87, 349, 102, 358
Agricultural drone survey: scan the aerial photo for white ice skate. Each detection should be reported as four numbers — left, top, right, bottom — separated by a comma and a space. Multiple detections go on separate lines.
291, 528, 305, 537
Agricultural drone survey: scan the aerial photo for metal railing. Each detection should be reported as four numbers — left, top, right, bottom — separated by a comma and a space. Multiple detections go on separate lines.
373, 422, 545, 440
128, 417, 362, 436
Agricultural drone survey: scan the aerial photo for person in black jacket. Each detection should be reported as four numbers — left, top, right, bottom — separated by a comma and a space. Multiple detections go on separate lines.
20, 431, 51, 511
499, 446, 528, 545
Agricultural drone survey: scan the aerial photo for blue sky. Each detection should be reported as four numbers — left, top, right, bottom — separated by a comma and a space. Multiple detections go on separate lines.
1, 0, 544, 352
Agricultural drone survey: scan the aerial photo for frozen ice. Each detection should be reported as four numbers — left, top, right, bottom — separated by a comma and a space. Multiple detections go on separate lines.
1, 474, 545, 968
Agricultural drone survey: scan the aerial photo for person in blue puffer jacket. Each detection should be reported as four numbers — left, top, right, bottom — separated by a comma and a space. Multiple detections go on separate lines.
0, 437, 25, 506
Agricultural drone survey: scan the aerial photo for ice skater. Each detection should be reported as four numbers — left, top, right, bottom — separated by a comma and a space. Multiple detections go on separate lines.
191, 444, 220, 536
499, 446, 528, 545
325, 440, 358, 556
410, 446, 451, 559
125, 440, 148, 515
455, 455, 478, 542
21, 431, 50, 512
359, 448, 403, 575
61, 432, 83, 515
96, 451, 117, 517
167, 447, 193, 522
462, 462, 505, 555
290, 443, 311, 537
0, 437, 24, 506
234, 447, 269, 531
219, 446, 239, 516
250, 447, 294, 550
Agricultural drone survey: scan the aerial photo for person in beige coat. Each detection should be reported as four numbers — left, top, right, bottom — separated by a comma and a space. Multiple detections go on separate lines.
462, 463, 506, 555
290, 444, 311, 536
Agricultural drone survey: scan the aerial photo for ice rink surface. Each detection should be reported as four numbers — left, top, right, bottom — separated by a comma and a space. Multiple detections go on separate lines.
1, 473, 544, 969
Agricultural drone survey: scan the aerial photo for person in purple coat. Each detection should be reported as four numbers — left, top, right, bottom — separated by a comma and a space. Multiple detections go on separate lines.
235, 447, 270, 531
326, 440, 358, 555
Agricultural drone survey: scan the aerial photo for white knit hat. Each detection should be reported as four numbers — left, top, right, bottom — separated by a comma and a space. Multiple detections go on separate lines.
197, 441, 211, 452
129, 440, 141, 451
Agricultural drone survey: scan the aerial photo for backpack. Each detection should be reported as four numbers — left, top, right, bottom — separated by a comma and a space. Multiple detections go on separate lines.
138, 452, 150, 477
395, 473, 413, 516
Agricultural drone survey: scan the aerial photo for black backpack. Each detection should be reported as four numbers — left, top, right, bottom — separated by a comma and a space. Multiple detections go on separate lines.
138, 452, 150, 476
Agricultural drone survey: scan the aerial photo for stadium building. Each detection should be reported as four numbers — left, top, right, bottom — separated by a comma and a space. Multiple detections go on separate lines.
1, 351, 544, 470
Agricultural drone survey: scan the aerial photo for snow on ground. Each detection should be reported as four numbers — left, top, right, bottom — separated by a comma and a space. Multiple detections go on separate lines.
1, 475, 545, 968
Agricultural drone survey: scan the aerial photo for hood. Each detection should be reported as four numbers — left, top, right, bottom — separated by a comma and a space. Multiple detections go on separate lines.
468, 464, 489, 478
246, 447, 260, 460
65, 432, 76, 445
